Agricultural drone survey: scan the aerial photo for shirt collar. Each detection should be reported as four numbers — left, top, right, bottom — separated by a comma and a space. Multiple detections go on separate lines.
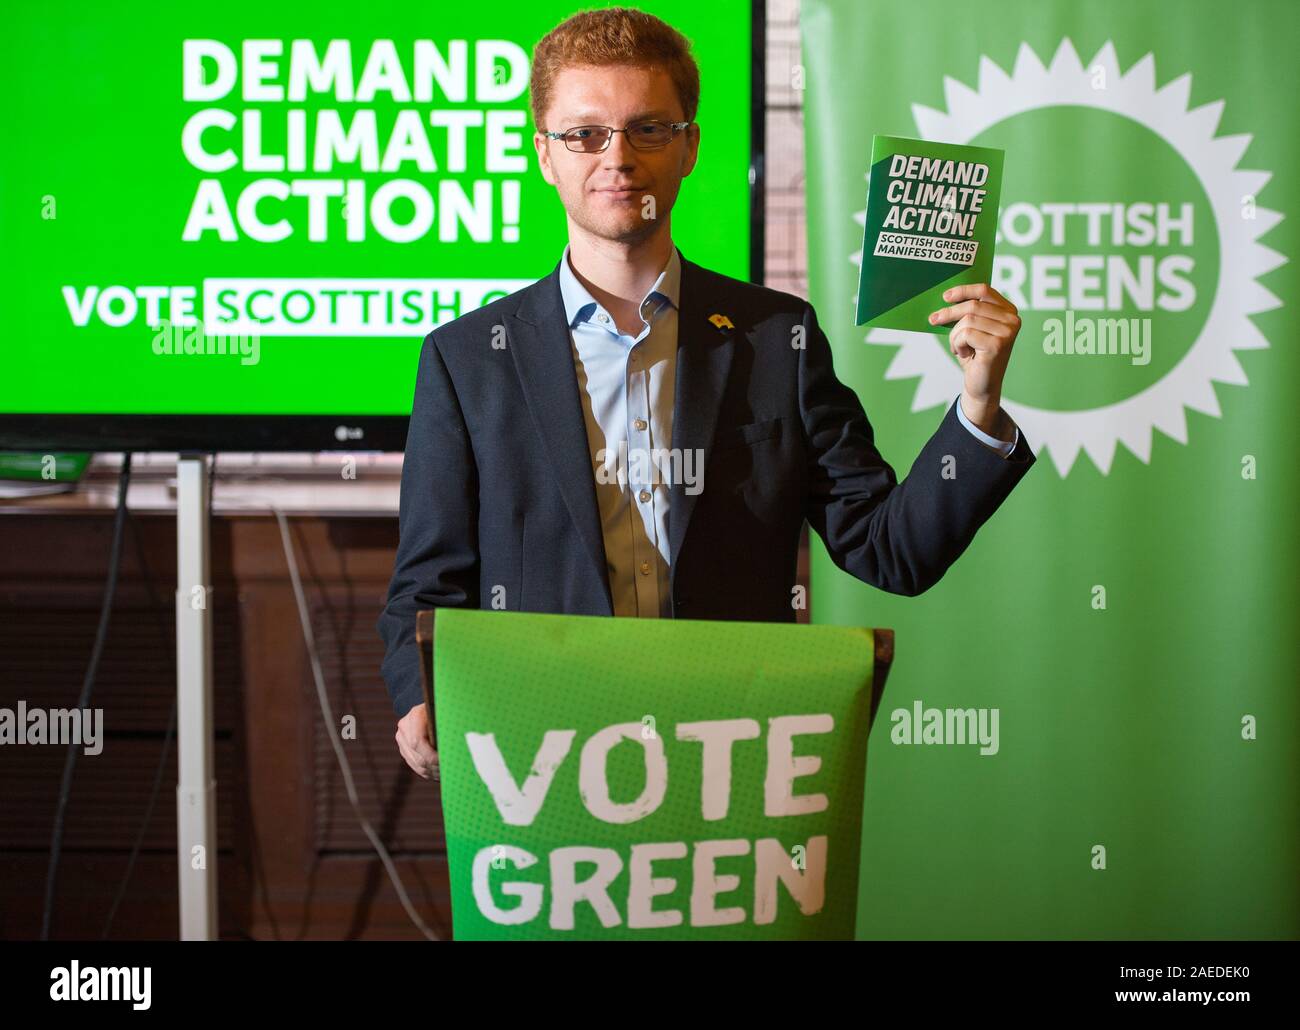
557, 242, 681, 330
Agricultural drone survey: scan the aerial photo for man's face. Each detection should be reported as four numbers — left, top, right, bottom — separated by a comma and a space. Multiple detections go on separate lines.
534, 63, 699, 244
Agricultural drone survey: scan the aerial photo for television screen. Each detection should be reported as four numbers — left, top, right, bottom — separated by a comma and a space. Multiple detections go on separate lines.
0, 0, 761, 450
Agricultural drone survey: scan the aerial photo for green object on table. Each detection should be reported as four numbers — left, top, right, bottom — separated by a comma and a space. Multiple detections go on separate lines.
0, 452, 91, 482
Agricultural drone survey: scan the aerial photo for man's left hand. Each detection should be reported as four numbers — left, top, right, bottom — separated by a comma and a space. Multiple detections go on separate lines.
928, 283, 1020, 441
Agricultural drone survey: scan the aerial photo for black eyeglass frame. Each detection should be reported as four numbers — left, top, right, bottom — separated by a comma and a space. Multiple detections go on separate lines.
542, 119, 694, 152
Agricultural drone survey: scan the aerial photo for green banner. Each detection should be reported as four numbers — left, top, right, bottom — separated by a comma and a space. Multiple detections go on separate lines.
803, 0, 1298, 938
433, 609, 879, 940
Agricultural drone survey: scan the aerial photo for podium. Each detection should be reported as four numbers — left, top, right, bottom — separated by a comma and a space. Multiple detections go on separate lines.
416, 608, 894, 940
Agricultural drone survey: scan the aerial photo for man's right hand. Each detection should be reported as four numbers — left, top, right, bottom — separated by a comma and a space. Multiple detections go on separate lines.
395, 703, 439, 780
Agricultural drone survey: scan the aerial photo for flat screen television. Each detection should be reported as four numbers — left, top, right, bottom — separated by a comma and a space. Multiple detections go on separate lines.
0, 0, 763, 451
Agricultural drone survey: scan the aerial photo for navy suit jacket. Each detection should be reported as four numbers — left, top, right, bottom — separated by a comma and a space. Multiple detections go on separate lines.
378, 249, 1036, 717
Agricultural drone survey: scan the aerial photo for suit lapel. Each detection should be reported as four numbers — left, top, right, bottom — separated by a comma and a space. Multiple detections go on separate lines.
668, 254, 736, 571
505, 258, 614, 615
502, 249, 737, 612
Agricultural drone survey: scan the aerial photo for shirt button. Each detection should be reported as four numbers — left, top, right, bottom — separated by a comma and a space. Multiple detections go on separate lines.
639, 489, 650, 503
633, 418, 647, 431
640, 561, 651, 575
596, 312, 609, 323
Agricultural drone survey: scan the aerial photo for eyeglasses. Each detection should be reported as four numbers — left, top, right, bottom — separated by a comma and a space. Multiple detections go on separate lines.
543, 119, 693, 153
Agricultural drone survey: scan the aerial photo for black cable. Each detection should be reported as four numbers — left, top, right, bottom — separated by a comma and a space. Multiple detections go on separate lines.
41, 452, 132, 940
101, 503, 176, 938
101, 698, 175, 939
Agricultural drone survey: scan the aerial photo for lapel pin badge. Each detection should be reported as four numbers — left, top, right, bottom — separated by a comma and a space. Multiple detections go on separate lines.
708, 313, 735, 331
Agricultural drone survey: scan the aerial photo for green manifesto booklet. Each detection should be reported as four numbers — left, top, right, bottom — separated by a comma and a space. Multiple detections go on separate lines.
855, 135, 1004, 334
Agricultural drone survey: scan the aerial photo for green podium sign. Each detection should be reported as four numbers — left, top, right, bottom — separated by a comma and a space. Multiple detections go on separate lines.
430, 609, 887, 940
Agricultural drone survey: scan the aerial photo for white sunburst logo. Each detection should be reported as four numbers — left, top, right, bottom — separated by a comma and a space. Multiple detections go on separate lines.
851, 39, 1286, 477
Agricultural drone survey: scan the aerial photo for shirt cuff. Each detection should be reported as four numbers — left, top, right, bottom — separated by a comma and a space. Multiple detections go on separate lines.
955, 396, 1019, 458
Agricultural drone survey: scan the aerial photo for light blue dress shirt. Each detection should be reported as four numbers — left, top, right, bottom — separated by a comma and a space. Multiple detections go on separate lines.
559, 244, 681, 618
557, 243, 1020, 618
954, 398, 1020, 456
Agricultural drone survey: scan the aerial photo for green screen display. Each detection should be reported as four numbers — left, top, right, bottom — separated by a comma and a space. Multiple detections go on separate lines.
1, 1, 753, 417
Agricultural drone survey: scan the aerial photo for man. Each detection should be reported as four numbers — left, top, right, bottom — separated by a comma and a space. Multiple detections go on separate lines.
379, 7, 1035, 780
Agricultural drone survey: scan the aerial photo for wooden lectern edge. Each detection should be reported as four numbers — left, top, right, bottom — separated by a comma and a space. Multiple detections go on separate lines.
415, 609, 895, 747
415, 609, 438, 752
871, 628, 895, 731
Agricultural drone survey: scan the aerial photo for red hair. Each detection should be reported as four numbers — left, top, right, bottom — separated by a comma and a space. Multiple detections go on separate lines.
529, 7, 701, 131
